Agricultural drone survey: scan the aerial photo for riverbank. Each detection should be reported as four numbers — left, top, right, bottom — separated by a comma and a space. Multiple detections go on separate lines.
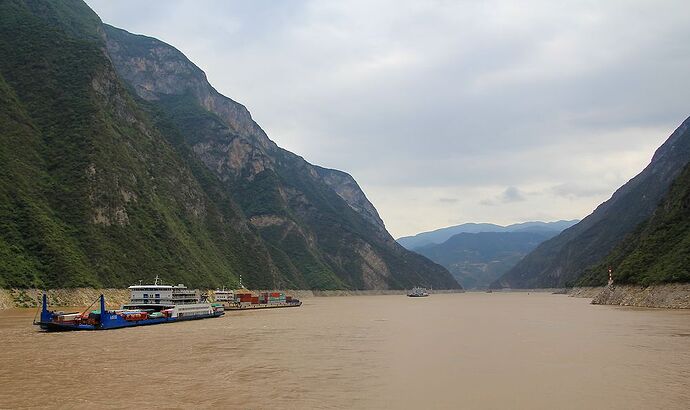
312, 289, 464, 297
568, 287, 605, 299
591, 283, 690, 309
0, 288, 131, 310
0, 288, 465, 310
11, 284, 688, 310
569, 284, 690, 309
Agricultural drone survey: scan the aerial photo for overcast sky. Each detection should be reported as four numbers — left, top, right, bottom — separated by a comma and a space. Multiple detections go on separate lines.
86, 0, 690, 238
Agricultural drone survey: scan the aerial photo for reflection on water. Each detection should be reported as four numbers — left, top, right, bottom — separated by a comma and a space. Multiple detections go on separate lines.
0, 293, 688, 409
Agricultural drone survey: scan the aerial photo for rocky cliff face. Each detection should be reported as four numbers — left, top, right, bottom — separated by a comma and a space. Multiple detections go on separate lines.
0, 1, 457, 291
101, 24, 459, 290
314, 166, 387, 232
104, 26, 384, 229
494, 118, 690, 288
0, 1, 458, 289
0, 0, 283, 289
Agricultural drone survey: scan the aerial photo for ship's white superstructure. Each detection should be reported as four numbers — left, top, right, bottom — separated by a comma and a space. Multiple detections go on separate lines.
122, 276, 219, 319
214, 288, 234, 302
407, 286, 430, 297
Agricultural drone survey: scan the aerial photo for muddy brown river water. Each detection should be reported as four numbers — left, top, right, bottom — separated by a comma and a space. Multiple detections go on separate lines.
1, 293, 689, 409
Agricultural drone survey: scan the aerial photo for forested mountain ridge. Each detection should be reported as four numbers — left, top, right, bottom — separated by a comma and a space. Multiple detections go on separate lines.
578, 160, 690, 286
494, 117, 690, 288
0, 0, 460, 290
417, 231, 560, 289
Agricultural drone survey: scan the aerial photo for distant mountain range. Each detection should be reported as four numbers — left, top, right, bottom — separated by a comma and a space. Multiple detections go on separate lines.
401, 221, 577, 289
397, 220, 579, 250
494, 117, 690, 288
416, 231, 562, 289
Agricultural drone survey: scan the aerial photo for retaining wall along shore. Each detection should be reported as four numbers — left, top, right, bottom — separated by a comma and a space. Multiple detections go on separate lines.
570, 284, 690, 309
0, 288, 131, 310
590, 283, 690, 309
6, 285, 686, 309
0, 288, 465, 310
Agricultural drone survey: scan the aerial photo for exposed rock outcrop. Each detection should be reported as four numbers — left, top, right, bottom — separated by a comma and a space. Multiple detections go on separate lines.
102, 24, 460, 290
592, 284, 690, 309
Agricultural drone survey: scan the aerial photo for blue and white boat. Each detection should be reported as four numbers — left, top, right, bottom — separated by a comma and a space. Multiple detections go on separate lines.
35, 277, 224, 331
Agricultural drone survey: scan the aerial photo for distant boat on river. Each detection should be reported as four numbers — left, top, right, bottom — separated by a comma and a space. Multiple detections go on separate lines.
407, 287, 430, 297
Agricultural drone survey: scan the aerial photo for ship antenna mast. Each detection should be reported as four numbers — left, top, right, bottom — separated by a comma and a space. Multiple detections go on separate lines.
154, 275, 160, 286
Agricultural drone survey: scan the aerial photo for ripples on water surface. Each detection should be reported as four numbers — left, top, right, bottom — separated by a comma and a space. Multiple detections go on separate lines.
1, 293, 689, 409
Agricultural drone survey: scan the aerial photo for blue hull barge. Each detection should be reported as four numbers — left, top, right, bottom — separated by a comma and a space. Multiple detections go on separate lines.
35, 278, 224, 331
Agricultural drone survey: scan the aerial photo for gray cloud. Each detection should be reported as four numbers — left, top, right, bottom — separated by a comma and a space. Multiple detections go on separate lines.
86, 0, 690, 237
480, 186, 526, 206
501, 187, 526, 203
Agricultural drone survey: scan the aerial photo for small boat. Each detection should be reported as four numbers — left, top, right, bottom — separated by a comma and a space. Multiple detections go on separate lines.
407, 287, 430, 297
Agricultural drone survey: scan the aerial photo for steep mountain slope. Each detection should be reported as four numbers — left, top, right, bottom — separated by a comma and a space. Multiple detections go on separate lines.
0, 0, 278, 289
0, 0, 459, 290
102, 24, 459, 290
494, 118, 690, 288
579, 161, 690, 286
416, 231, 559, 289
398, 220, 578, 250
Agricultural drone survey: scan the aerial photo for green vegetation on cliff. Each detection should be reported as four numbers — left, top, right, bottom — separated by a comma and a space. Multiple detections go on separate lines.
417, 231, 560, 289
0, 0, 460, 290
494, 118, 690, 288
106, 27, 457, 290
0, 0, 276, 288
579, 162, 690, 286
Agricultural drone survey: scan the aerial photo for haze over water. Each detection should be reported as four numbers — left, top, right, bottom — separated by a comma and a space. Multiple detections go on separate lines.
1, 293, 689, 409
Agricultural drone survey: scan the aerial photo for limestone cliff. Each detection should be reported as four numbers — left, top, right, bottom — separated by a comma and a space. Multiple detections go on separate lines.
0, 0, 460, 291
101, 24, 459, 290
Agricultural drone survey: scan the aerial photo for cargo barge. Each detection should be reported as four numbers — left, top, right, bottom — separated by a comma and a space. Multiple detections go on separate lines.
35, 278, 224, 331
214, 288, 302, 311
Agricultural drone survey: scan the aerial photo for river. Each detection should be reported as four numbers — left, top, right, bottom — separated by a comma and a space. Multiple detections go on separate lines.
1, 293, 688, 409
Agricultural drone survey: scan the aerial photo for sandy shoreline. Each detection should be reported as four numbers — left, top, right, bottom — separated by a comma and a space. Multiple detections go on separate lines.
2, 285, 688, 310
0, 288, 465, 310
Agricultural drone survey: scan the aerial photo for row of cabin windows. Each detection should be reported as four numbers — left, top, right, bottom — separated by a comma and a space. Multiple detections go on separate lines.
134, 288, 172, 291
143, 294, 161, 298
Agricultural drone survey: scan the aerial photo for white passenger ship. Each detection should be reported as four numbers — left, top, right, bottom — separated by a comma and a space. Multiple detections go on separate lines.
36, 276, 223, 331
123, 276, 220, 319
407, 286, 430, 297
213, 287, 234, 304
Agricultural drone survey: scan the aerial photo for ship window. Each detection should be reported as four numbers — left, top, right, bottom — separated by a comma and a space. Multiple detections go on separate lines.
155, 294, 160, 298
143, 294, 148, 298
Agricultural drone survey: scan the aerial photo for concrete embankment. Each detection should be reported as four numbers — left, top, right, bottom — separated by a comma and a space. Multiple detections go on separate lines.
0, 288, 464, 310
0, 288, 131, 310
589, 283, 690, 309
569, 285, 690, 308
568, 287, 606, 299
